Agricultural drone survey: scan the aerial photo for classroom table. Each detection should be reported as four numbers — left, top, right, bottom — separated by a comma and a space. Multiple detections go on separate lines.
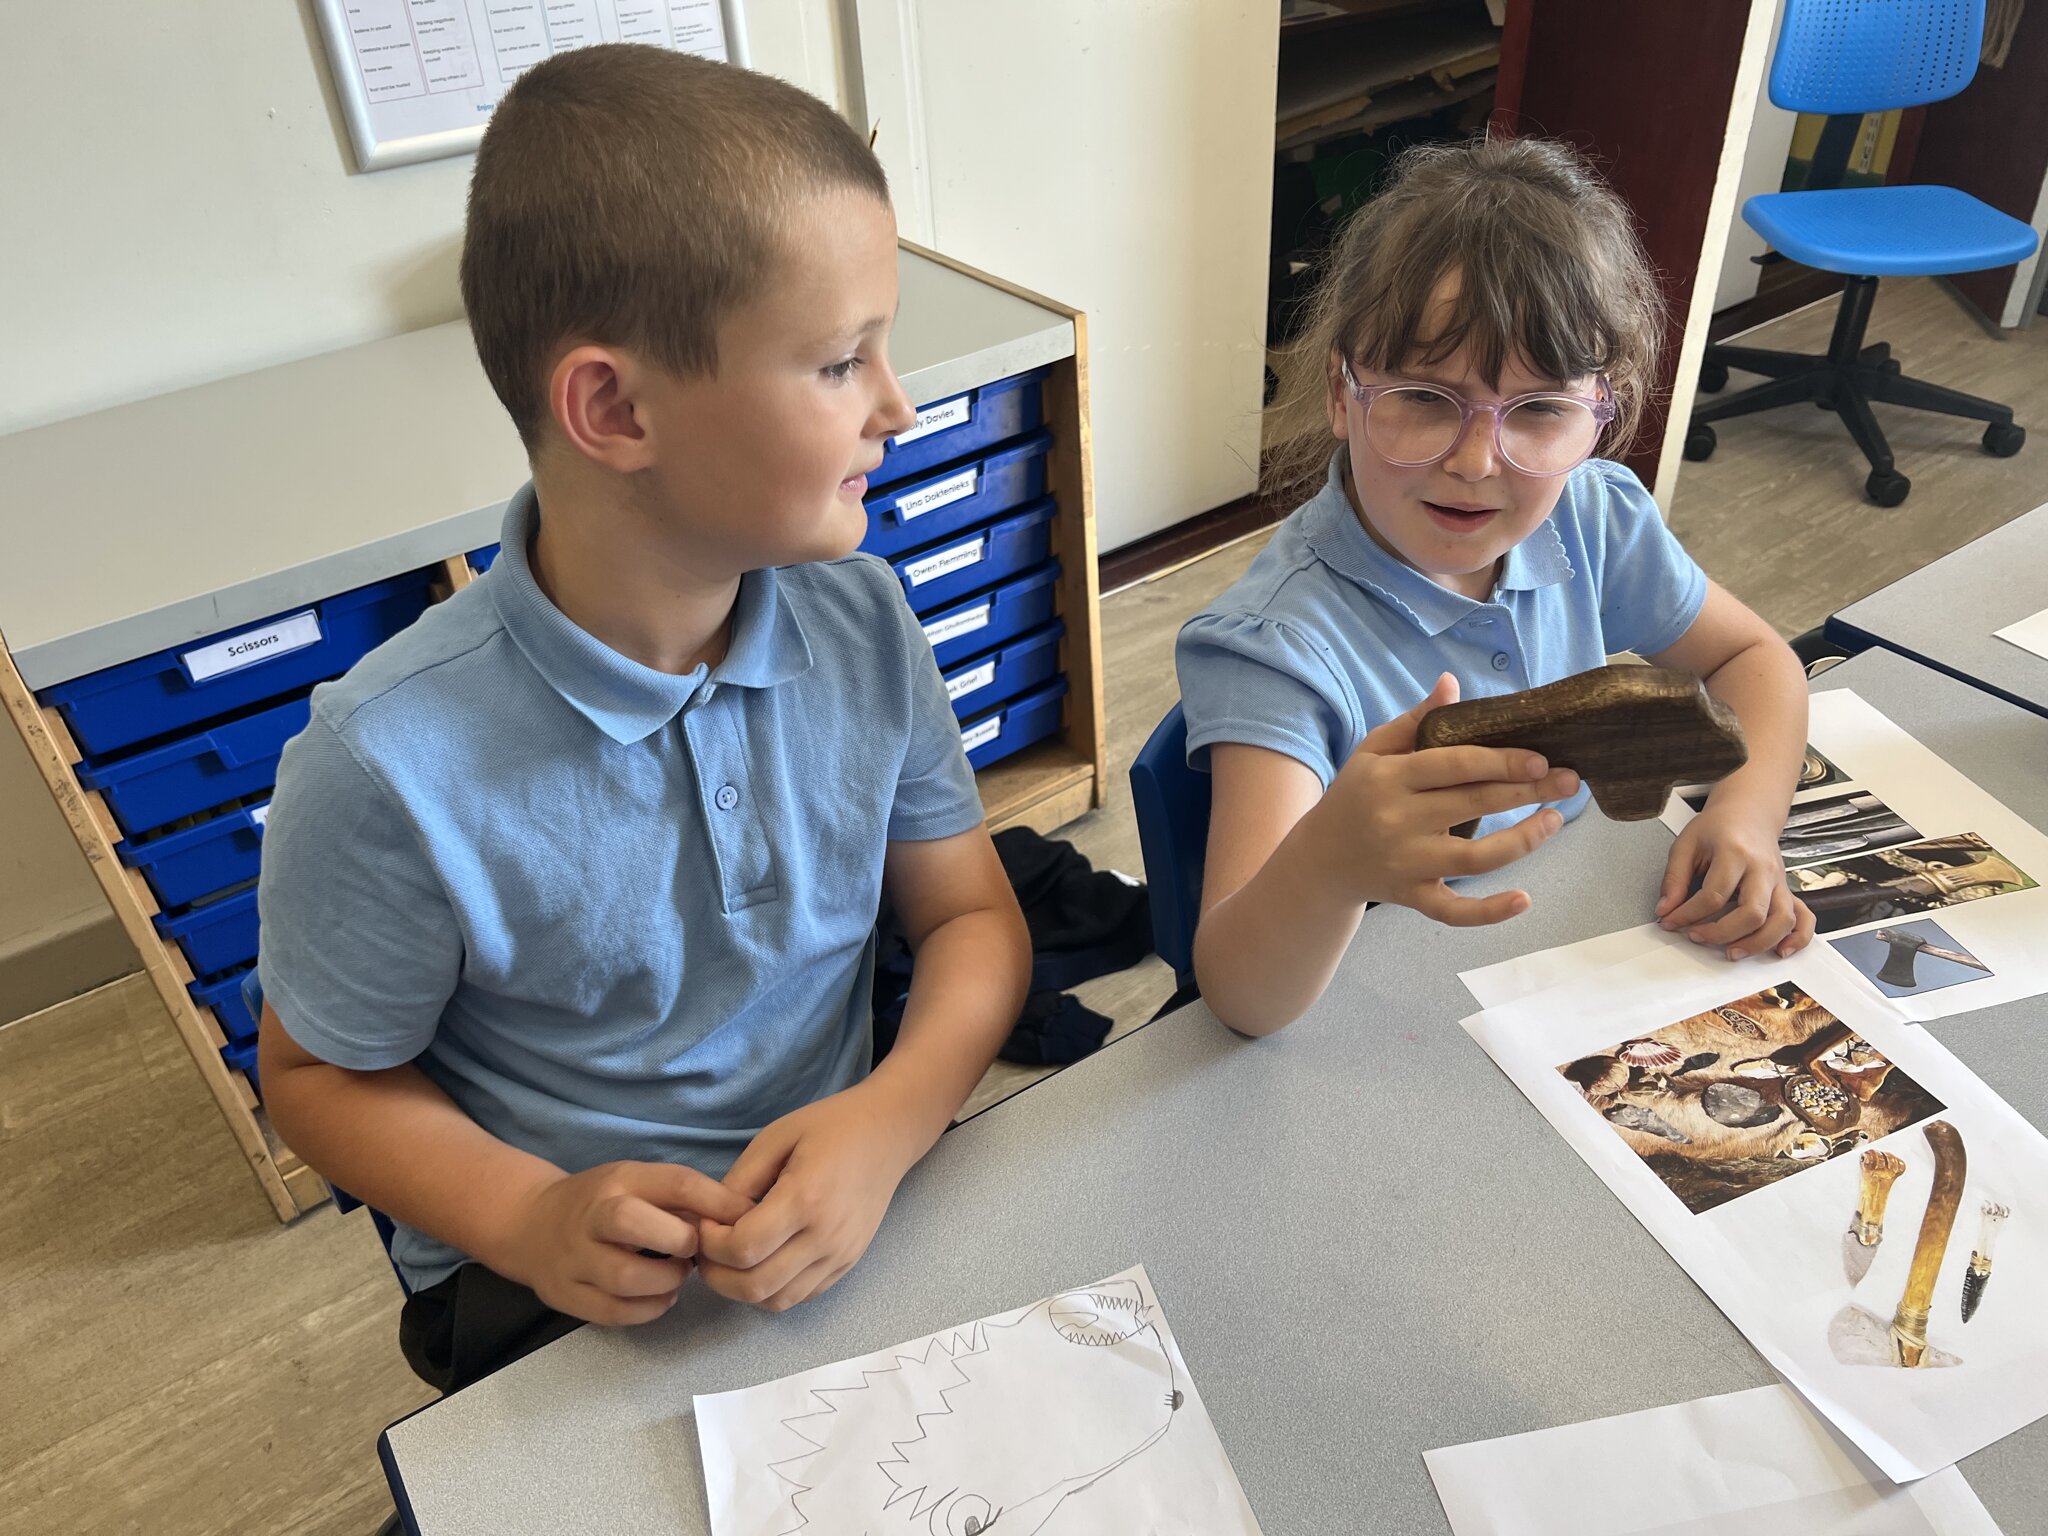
1827, 500, 2048, 718
378, 647, 2048, 1534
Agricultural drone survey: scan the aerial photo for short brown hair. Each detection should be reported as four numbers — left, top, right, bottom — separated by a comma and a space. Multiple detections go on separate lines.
461, 45, 890, 446
1265, 136, 1663, 504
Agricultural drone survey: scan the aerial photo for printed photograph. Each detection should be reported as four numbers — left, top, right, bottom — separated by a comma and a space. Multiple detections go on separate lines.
1557, 983, 1946, 1216
1786, 833, 2037, 936
1779, 790, 1921, 867
1683, 743, 1851, 814
1830, 919, 1992, 999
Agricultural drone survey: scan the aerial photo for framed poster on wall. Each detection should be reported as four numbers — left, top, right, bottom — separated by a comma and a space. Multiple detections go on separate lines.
312, 0, 750, 172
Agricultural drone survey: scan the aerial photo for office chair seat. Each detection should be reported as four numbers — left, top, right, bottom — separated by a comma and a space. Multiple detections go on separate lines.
1744, 184, 2040, 277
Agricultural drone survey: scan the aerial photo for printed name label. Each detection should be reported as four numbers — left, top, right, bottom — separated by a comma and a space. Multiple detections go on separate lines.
945, 659, 998, 702
961, 714, 1003, 753
182, 611, 323, 683
250, 805, 270, 830
906, 535, 988, 588
894, 467, 978, 521
891, 394, 972, 448
923, 603, 992, 649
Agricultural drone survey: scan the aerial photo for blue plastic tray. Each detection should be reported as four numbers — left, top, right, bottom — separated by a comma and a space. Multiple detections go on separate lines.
468, 544, 501, 574
862, 430, 1051, 561
42, 569, 433, 758
875, 368, 1049, 486
889, 499, 1056, 616
920, 561, 1061, 671
77, 695, 309, 837
191, 968, 260, 1044
221, 1038, 261, 1098
119, 801, 269, 909
941, 621, 1064, 722
960, 676, 1069, 770
156, 887, 260, 978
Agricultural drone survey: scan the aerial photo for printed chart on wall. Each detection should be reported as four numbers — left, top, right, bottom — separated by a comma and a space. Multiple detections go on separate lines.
312, 1, 745, 171
694, 1266, 1263, 1536
1660, 690, 2048, 1021
1462, 942, 2048, 1480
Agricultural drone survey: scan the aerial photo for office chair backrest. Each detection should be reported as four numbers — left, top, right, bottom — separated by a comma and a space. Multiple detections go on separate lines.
1772, 0, 1986, 115
1128, 703, 1210, 987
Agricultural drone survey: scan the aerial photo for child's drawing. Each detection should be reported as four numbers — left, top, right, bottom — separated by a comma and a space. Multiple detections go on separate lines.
694, 1265, 1263, 1536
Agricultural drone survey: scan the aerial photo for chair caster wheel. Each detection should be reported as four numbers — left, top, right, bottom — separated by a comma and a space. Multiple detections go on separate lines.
1700, 360, 1729, 393
1684, 423, 1716, 462
1983, 421, 2026, 457
1865, 469, 1911, 507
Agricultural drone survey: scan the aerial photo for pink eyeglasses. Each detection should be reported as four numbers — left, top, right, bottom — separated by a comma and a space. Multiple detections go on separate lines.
1341, 361, 1616, 477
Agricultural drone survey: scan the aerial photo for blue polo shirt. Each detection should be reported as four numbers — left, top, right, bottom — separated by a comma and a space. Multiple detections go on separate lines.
257, 485, 985, 1289
1177, 453, 1707, 837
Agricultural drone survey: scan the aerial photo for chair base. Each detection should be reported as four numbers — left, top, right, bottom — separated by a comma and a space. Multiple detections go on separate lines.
1687, 276, 2024, 506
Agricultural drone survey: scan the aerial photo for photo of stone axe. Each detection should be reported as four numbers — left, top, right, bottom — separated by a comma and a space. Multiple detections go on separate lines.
1829, 1120, 1967, 1369
1842, 1148, 1907, 1286
1870, 928, 1991, 990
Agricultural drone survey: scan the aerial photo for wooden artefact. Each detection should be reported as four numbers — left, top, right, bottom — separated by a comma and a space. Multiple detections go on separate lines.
1415, 665, 1748, 824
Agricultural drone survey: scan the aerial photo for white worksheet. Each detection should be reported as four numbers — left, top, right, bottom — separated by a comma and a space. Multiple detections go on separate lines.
1462, 942, 2048, 1481
1426, 1385, 2002, 1535
694, 1265, 1263, 1535
313, 0, 740, 170
1463, 690, 2048, 1021
1993, 608, 2048, 665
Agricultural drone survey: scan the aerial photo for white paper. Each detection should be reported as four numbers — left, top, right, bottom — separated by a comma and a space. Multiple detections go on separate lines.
1992, 608, 2048, 665
906, 535, 988, 587
249, 804, 270, 830
922, 603, 991, 650
1462, 691, 2048, 1021
1462, 942, 2048, 1480
894, 466, 979, 521
694, 1265, 1262, 1536
1425, 1384, 2002, 1535
961, 714, 1003, 754
946, 660, 998, 704
891, 394, 972, 448
181, 611, 322, 682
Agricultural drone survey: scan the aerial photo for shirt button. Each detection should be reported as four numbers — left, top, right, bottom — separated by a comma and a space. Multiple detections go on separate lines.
1491, 652, 1511, 672
715, 784, 740, 811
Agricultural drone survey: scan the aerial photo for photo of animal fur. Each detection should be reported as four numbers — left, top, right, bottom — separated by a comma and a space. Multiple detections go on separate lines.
1785, 833, 2037, 936
1558, 983, 1946, 1215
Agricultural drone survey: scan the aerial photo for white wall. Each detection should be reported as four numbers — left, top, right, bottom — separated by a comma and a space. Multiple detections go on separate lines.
1714, 0, 1796, 314
0, 0, 851, 1015
859, 1, 1278, 551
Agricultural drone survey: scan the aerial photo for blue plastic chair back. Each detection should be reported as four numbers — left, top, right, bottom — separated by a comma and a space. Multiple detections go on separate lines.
1128, 704, 1210, 988
239, 967, 412, 1296
1771, 0, 1985, 114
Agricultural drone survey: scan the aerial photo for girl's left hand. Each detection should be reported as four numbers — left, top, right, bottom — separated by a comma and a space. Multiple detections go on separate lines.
1657, 795, 1816, 962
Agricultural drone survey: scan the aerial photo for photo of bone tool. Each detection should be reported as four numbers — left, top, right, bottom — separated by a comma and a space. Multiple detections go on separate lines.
1962, 1202, 2009, 1324
1830, 1121, 1967, 1369
1844, 1149, 1908, 1286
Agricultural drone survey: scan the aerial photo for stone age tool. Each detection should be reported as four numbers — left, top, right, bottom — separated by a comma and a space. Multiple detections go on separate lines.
1830, 1121, 1967, 1369
1871, 928, 1990, 990
1843, 1149, 1908, 1286
1962, 1201, 2009, 1324
1415, 665, 1747, 834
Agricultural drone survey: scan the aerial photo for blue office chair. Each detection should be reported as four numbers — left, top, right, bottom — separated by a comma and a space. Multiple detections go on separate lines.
1687, 0, 2039, 506
238, 968, 411, 1295
1128, 703, 1210, 993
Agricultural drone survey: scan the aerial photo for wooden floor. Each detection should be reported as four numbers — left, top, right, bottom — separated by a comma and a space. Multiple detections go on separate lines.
3, 276, 2044, 1533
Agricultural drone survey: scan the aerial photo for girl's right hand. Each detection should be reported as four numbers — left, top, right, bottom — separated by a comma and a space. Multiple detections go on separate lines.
1311, 673, 1581, 924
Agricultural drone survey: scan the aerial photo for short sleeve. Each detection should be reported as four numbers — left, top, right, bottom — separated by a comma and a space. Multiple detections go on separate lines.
883, 595, 986, 842
1587, 461, 1709, 659
1176, 611, 1354, 788
256, 716, 463, 1071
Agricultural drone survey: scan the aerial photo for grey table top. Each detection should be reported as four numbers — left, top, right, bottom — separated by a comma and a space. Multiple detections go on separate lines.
380, 648, 2048, 1535
1831, 501, 2048, 717
0, 250, 1073, 691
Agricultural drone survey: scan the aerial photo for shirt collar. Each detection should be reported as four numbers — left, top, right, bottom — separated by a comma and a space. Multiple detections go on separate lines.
1299, 452, 1574, 635
487, 484, 813, 745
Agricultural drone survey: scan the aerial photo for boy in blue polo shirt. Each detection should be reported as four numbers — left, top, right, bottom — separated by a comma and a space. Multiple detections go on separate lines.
256, 45, 1030, 1391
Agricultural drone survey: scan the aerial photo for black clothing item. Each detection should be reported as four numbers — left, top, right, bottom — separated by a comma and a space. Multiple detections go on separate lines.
398, 1262, 581, 1394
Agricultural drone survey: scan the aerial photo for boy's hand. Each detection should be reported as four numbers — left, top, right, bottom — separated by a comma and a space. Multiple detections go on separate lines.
1657, 789, 1816, 961
695, 1079, 926, 1313
496, 1160, 755, 1326
1316, 674, 1581, 924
